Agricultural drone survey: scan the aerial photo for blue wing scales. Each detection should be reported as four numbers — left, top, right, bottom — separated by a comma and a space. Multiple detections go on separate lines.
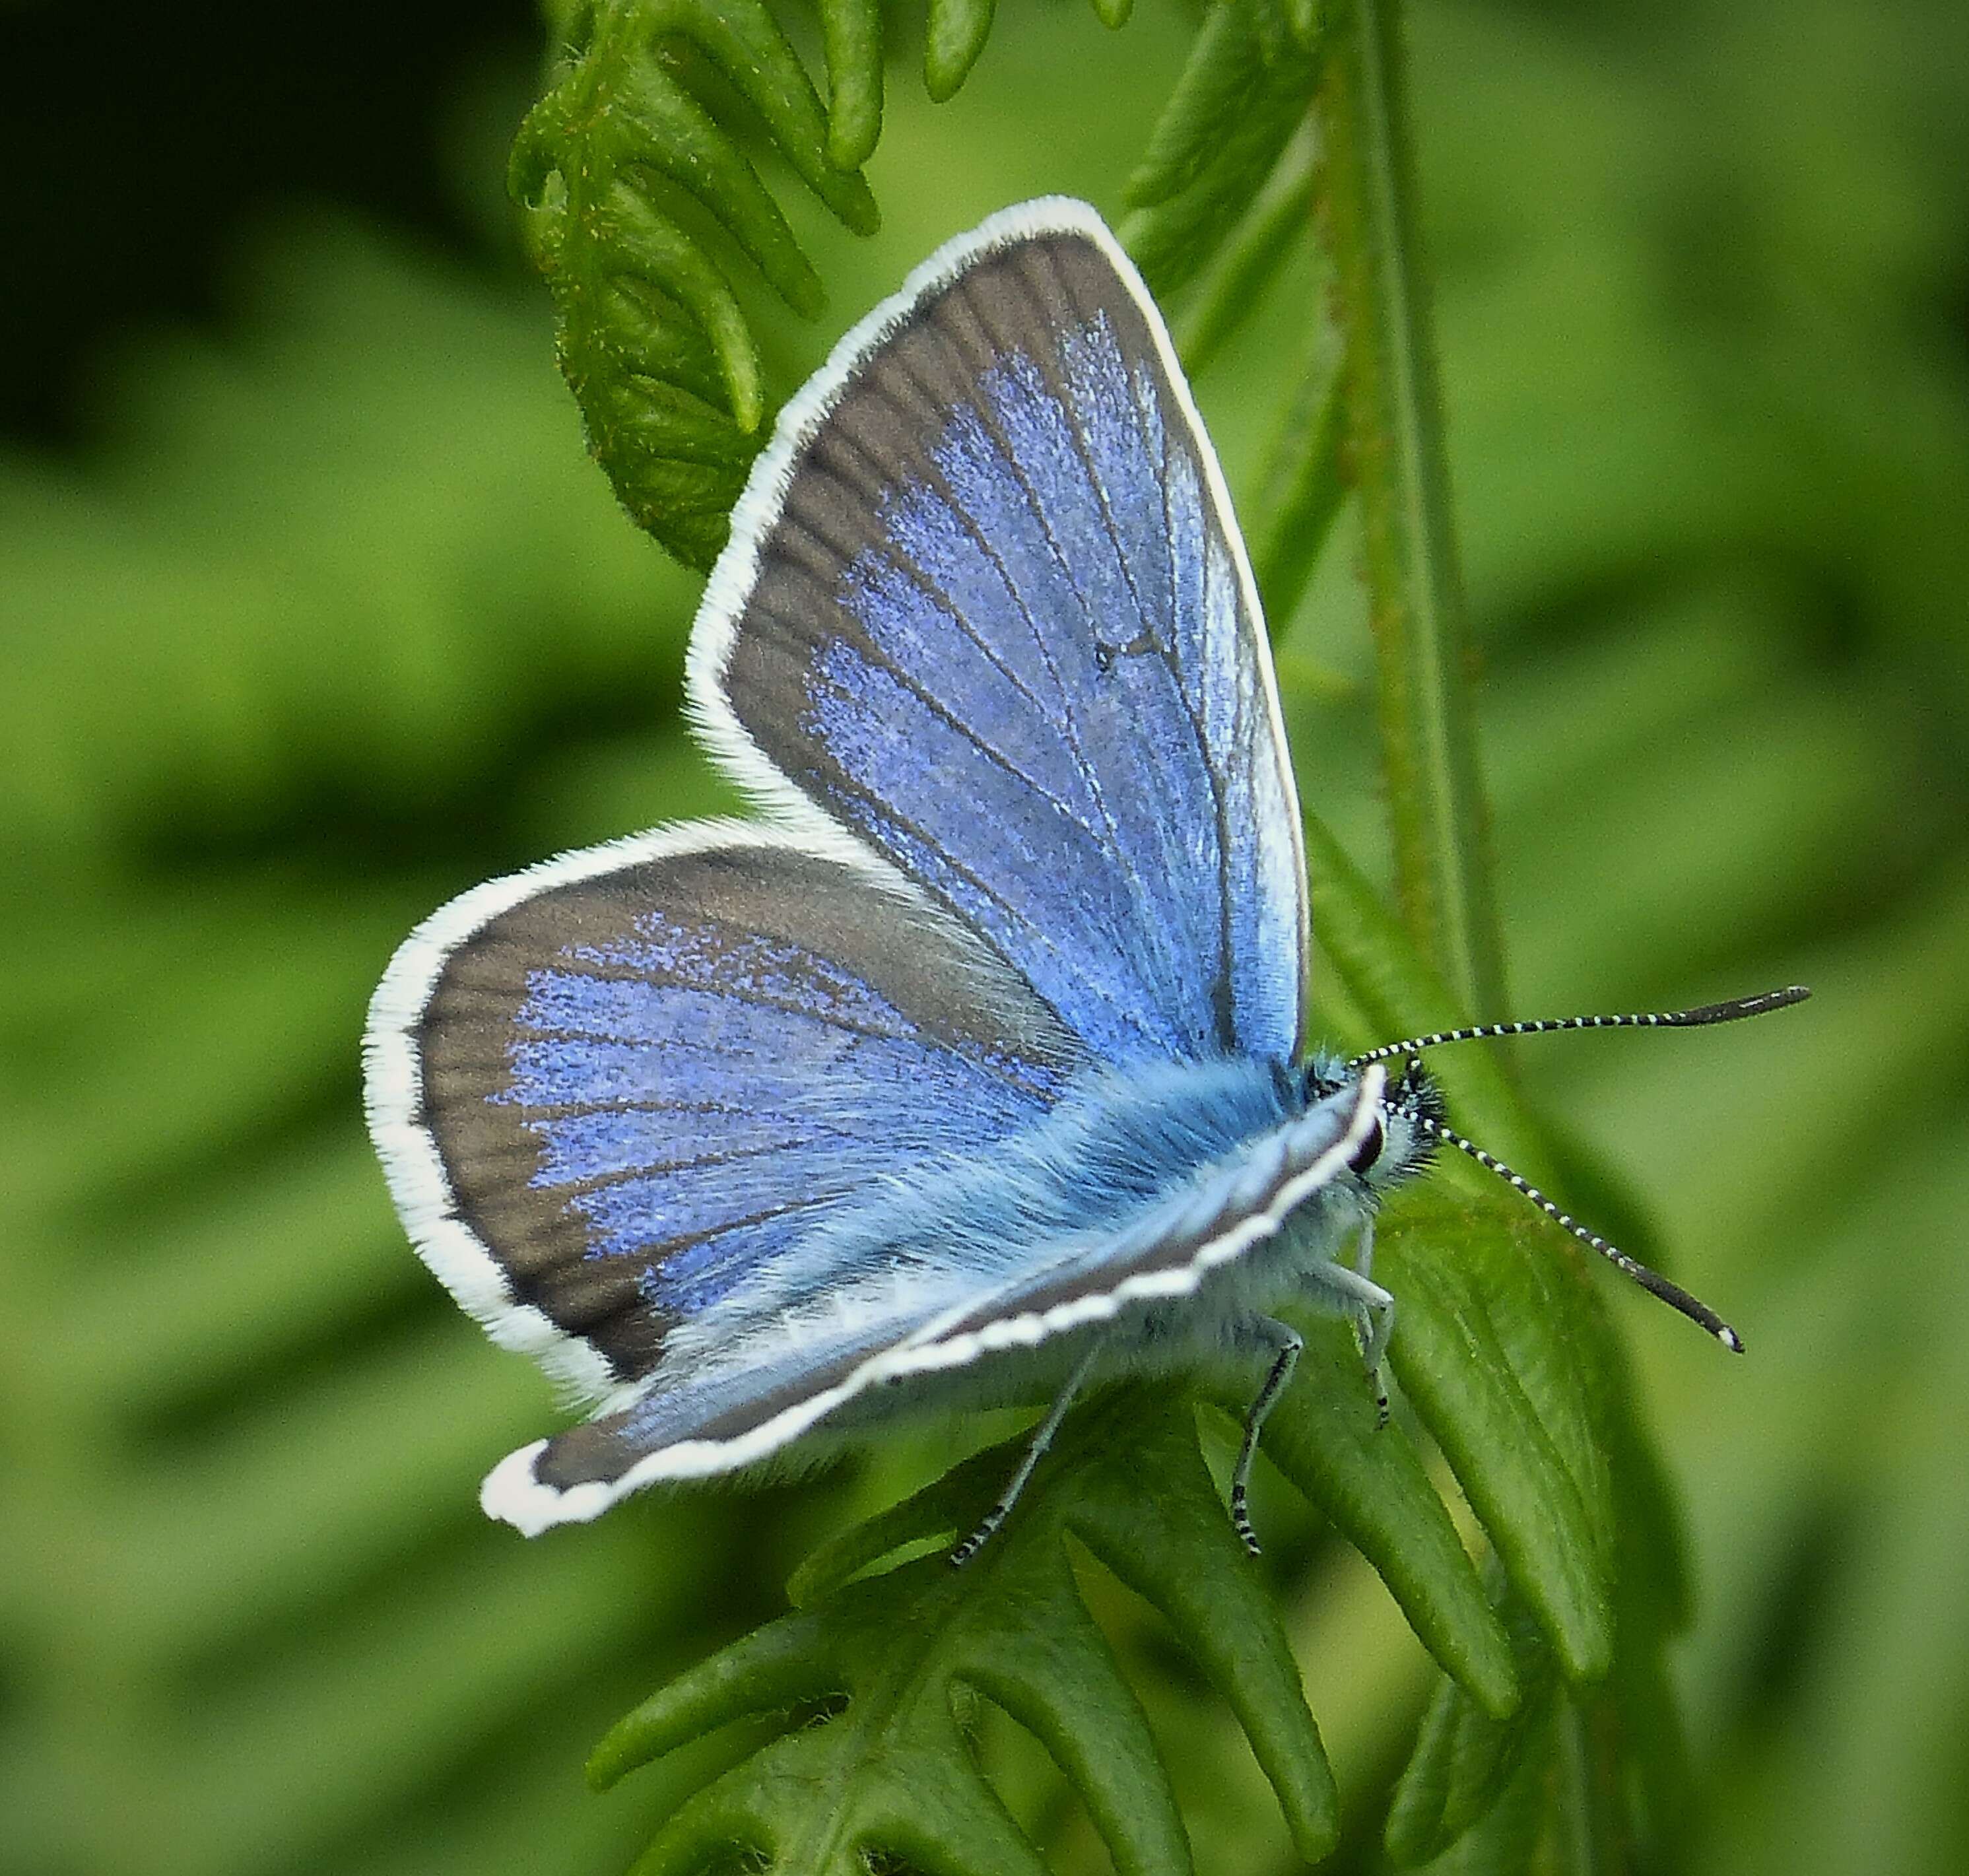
498, 1064, 1383, 1527
698, 204, 1307, 1067
374, 831, 1084, 1391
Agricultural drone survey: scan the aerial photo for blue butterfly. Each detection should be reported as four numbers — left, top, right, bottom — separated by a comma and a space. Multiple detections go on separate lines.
364, 199, 1803, 1552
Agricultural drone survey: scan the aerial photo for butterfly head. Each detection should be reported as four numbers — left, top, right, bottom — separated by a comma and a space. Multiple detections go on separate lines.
1300, 1052, 1442, 1193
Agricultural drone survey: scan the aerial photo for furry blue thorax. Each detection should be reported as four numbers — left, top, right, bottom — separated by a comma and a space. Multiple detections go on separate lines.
826, 1054, 1301, 1274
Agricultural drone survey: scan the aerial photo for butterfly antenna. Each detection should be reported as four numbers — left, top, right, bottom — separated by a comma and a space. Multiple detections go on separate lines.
1347, 985, 1809, 1070
1413, 1110, 1744, 1352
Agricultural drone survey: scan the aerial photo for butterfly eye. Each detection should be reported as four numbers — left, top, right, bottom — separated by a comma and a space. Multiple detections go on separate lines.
1349, 1117, 1385, 1175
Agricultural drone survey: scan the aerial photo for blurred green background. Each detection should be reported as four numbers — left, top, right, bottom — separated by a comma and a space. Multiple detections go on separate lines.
3, 1, 1966, 1871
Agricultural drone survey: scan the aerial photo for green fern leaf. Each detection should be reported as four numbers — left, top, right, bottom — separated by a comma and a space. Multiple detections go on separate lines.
509, 0, 1313, 570
511, 0, 1131, 569
593, 1391, 1339, 1874
1246, 356, 1346, 630
1120, 0, 1323, 300
1170, 134, 1317, 375
1405, 1712, 1554, 1876
1379, 1189, 1693, 1865
925, 0, 999, 104
1300, 807, 1702, 1858
1369, 1196, 1691, 1869
1217, 1316, 1518, 1716
817, 0, 884, 170
1380, 1197, 1616, 1684
511, 0, 879, 567
1385, 1562, 1556, 1863
1392, 1648, 1685, 1872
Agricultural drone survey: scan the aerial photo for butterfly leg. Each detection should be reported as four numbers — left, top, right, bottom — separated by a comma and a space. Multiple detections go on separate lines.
1310, 1254, 1396, 1428
951, 1341, 1102, 1567
1230, 1317, 1304, 1557
1351, 1219, 1393, 1417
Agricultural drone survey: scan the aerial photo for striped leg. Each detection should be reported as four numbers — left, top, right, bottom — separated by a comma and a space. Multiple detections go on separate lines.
1230, 1317, 1304, 1557
951, 1341, 1103, 1566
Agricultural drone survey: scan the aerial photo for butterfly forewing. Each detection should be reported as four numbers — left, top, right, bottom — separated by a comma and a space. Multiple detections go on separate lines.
369, 831, 1083, 1403
695, 201, 1308, 1067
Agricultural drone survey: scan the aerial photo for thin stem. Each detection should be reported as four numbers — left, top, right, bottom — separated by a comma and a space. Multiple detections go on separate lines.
1315, 0, 1506, 1022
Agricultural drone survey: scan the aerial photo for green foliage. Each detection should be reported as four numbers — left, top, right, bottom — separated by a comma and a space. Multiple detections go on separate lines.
510, 0, 1135, 568
1121, 0, 1324, 302
593, 1392, 1335, 1875
592, 1248, 1684, 1875
509, 0, 1345, 572
1316, 0, 1504, 1022
5, 3, 1969, 1875
509, 0, 877, 566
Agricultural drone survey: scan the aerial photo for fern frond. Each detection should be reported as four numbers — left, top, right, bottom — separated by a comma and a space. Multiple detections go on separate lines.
511, 0, 1129, 568
817, 0, 884, 168
511, 0, 1320, 572
1385, 1561, 1556, 1863
589, 1189, 1685, 1869
592, 1391, 1339, 1875
1304, 812, 1694, 1865
1247, 352, 1346, 630
1317, 0, 1508, 1021
588, 833, 1710, 1869
1120, 0, 1325, 302
924, 0, 998, 103
1170, 131, 1318, 375
511, 0, 879, 566
1213, 1314, 1517, 1716
1380, 1417, 1692, 1871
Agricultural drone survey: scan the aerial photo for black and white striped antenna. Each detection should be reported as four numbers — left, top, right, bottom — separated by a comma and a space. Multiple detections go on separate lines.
1366, 986, 1811, 1349
1413, 1103, 1745, 1350
1349, 985, 1810, 1070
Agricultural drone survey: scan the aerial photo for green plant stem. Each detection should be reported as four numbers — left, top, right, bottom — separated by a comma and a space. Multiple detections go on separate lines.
1316, 0, 1507, 1022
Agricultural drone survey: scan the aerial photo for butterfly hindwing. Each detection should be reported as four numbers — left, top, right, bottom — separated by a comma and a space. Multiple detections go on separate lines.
692, 199, 1308, 1067
478, 1063, 1384, 1535
364, 826, 1085, 1408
